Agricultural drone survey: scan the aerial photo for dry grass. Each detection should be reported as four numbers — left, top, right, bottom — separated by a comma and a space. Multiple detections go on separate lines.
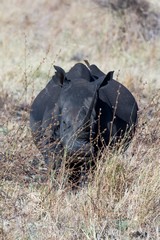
0, 0, 160, 239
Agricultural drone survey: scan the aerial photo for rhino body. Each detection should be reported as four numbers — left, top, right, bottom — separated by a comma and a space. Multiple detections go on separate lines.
30, 63, 138, 181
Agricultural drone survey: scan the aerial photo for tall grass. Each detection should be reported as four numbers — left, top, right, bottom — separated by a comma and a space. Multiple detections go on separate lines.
0, 0, 160, 239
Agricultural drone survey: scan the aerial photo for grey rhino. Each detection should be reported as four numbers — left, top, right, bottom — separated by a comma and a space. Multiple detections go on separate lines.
30, 62, 138, 179
30, 63, 95, 165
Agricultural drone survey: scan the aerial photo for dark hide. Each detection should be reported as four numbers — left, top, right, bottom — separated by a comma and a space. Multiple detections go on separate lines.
66, 63, 93, 82
30, 67, 65, 143
89, 64, 138, 126
30, 62, 138, 183
88, 64, 138, 147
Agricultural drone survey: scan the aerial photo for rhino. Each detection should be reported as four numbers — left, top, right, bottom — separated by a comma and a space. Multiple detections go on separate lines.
30, 62, 138, 181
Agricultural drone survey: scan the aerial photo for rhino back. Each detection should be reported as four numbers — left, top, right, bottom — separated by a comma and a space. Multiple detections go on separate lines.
99, 79, 138, 126
66, 63, 92, 82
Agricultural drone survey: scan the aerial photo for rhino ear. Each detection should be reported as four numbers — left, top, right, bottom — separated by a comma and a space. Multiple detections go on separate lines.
100, 71, 114, 87
54, 65, 66, 86
97, 71, 114, 89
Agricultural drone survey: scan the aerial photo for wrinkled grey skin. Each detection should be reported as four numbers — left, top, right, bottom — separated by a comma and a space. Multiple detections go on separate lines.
59, 80, 96, 154
30, 62, 138, 181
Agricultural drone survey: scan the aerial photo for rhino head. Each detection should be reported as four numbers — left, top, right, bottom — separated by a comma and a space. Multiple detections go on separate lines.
53, 67, 113, 156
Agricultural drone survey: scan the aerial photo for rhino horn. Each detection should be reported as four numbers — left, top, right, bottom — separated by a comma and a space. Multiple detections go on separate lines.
84, 59, 90, 68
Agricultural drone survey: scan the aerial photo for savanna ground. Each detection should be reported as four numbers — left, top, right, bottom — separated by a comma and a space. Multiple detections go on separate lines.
0, 0, 160, 239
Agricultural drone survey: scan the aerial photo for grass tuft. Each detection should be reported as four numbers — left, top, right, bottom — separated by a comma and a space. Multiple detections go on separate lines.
0, 0, 160, 239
